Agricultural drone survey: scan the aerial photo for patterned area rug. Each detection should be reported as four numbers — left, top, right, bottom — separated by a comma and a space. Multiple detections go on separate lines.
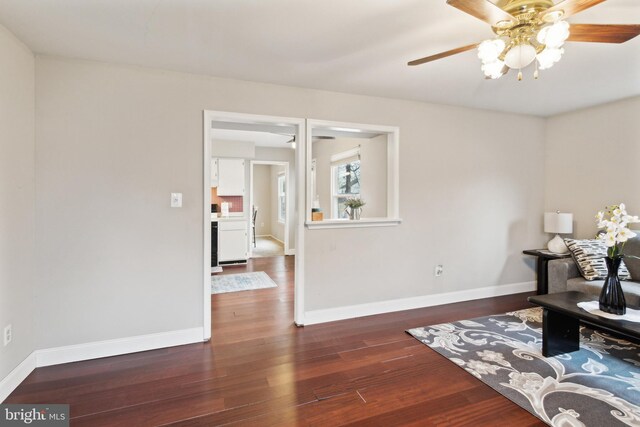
211, 271, 277, 294
407, 308, 640, 427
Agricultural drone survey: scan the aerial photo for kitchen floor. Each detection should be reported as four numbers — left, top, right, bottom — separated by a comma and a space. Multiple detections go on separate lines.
252, 236, 284, 258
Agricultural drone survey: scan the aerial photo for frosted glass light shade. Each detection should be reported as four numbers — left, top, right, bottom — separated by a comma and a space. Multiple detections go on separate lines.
537, 47, 564, 70
504, 44, 536, 69
481, 60, 506, 79
537, 21, 570, 49
544, 212, 573, 234
478, 39, 506, 63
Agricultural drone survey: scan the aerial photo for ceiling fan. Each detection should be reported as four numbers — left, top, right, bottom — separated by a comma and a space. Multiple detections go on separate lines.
408, 0, 640, 80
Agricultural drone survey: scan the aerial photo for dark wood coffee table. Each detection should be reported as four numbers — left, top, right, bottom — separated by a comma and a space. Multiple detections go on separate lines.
528, 291, 640, 357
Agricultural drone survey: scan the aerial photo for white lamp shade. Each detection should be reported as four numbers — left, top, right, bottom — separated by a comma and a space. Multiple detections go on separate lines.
544, 212, 573, 234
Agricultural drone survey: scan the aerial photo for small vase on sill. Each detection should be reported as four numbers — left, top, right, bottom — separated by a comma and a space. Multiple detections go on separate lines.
346, 207, 361, 220
599, 256, 626, 315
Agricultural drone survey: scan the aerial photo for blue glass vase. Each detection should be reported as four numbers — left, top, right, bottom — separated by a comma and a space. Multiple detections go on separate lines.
599, 256, 626, 315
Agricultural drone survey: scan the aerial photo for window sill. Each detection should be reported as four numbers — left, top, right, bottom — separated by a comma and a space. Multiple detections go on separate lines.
305, 218, 402, 229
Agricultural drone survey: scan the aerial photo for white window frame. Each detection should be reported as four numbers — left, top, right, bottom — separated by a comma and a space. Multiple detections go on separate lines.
330, 157, 361, 219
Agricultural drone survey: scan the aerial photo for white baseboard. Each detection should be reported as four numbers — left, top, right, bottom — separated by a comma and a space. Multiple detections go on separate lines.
35, 327, 204, 367
0, 353, 36, 403
302, 281, 536, 326
1, 327, 204, 402
285, 249, 296, 256
269, 235, 284, 245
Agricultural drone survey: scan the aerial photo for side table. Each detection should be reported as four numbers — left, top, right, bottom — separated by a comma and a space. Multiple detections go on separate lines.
523, 249, 572, 295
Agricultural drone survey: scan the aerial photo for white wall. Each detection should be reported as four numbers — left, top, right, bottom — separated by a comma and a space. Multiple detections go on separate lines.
545, 96, 640, 239
252, 164, 272, 236
34, 56, 545, 348
0, 26, 35, 380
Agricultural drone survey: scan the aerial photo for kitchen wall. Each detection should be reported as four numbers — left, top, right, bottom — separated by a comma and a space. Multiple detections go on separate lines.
0, 26, 36, 383
252, 164, 272, 236
545, 96, 640, 238
34, 55, 545, 349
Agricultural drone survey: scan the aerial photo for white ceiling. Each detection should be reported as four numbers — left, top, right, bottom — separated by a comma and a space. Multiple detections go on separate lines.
0, 0, 638, 116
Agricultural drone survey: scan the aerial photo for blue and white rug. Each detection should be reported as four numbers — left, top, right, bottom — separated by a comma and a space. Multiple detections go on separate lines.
407, 308, 640, 427
211, 271, 277, 294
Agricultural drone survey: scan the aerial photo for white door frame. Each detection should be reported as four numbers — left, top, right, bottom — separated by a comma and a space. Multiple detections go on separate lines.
249, 160, 290, 257
203, 110, 306, 340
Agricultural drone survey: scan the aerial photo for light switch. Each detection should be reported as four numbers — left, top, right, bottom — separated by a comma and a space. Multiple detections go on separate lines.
171, 192, 183, 208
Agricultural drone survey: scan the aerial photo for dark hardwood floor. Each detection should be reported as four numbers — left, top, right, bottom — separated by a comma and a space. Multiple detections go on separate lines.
7, 256, 544, 426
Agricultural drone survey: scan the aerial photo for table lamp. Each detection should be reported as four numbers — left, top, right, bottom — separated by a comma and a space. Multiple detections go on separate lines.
544, 211, 573, 254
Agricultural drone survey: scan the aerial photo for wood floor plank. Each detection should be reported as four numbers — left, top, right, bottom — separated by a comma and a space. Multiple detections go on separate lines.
6, 255, 542, 425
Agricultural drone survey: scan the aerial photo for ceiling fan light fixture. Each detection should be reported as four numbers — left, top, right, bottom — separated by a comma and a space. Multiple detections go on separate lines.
504, 43, 537, 69
481, 60, 506, 79
537, 47, 564, 70
537, 20, 570, 48
477, 39, 506, 63
542, 10, 564, 23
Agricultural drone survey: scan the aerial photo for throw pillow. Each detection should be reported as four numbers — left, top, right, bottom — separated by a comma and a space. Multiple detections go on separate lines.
564, 238, 632, 281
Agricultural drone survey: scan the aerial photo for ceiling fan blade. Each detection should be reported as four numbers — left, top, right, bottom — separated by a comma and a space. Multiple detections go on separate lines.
542, 0, 606, 20
408, 43, 479, 66
446, 0, 516, 26
567, 24, 640, 43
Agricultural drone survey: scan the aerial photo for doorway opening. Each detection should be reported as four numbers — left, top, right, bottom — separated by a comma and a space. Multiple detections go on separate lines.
249, 160, 291, 259
203, 111, 305, 340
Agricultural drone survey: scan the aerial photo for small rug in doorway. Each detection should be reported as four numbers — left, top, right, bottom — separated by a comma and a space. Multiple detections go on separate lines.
406, 308, 640, 427
211, 271, 277, 294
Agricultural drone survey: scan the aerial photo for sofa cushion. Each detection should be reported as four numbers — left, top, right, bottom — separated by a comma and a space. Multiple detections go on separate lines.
564, 238, 631, 281
622, 232, 640, 279
567, 277, 640, 308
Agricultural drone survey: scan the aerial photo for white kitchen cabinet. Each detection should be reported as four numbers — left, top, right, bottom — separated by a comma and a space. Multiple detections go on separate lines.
217, 158, 245, 195
218, 220, 248, 262
210, 157, 219, 186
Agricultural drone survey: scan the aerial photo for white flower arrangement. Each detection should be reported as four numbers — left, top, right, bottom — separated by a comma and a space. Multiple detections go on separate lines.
596, 203, 640, 258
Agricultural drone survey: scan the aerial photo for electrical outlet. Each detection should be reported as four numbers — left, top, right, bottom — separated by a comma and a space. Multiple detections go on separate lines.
434, 265, 444, 277
3, 324, 12, 346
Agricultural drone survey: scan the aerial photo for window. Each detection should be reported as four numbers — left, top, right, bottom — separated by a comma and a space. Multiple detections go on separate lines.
332, 159, 361, 219
278, 173, 286, 223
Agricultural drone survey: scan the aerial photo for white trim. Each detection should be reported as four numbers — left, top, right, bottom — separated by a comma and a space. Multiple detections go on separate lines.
295, 119, 306, 326
1, 328, 204, 401
205, 111, 305, 327
302, 281, 536, 325
0, 353, 36, 403
305, 119, 400, 226
268, 234, 284, 245
35, 327, 204, 367
306, 218, 402, 229
203, 111, 212, 341
277, 171, 286, 225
